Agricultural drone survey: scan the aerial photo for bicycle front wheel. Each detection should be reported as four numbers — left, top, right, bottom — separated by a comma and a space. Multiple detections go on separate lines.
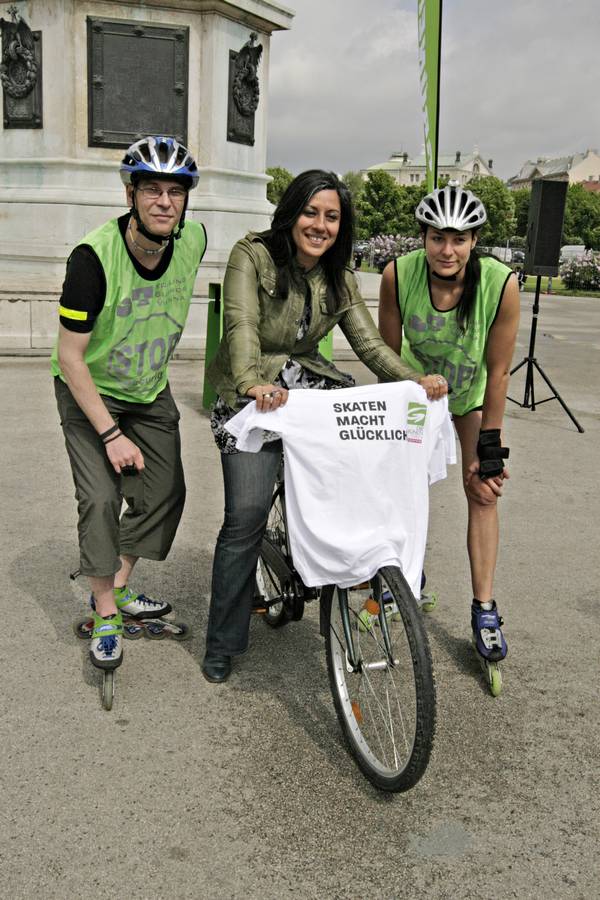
323, 566, 436, 792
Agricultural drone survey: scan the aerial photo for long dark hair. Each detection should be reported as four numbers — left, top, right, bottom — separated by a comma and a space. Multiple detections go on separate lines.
422, 226, 482, 333
259, 170, 354, 313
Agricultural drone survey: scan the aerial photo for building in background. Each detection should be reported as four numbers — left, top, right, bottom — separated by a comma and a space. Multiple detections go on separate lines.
363, 148, 494, 186
0, 0, 293, 353
507, 149, 600, 191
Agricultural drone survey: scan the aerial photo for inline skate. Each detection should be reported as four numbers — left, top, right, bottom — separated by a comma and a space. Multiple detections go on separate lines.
88, 610, 124, 711
74, 588, 191, 710
471, 600, 507, 697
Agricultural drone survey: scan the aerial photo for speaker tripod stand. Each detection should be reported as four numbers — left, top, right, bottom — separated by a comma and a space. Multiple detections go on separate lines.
507, 275, 584, 433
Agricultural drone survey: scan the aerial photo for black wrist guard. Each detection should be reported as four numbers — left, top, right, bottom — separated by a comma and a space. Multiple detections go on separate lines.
477, 428, 509, 479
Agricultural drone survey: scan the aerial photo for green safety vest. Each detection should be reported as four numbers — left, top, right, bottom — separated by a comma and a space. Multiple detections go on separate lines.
395, 250, 511, 415
51, 218, 206, 403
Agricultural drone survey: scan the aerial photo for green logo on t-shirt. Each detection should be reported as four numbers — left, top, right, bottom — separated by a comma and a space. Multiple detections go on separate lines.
407, 402, 427, 427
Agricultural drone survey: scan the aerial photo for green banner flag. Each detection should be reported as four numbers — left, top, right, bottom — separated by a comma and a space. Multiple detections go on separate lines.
418, 0, 442, 192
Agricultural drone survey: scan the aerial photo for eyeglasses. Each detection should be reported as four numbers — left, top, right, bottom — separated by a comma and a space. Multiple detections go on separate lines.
137, 185, 187, 202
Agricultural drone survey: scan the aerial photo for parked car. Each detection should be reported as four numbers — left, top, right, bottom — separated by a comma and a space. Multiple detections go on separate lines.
491, 246, 513, 263
560, 245, 585, 263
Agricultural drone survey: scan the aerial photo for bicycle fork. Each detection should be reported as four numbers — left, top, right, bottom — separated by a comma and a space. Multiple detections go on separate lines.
371, 574, 396, 665
337, 578, 398, 673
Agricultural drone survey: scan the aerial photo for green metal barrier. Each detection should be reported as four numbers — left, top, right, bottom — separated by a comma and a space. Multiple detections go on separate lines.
202, 280, 334, 408
318, 329, 333, 361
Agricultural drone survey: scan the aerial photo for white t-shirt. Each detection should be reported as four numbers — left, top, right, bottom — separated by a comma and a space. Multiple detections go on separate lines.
226, 382, 456, 596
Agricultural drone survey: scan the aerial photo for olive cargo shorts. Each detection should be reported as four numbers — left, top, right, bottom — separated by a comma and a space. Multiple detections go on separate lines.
55, 378, 186, 577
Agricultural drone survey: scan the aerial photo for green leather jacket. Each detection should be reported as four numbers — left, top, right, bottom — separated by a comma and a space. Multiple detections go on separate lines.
206, 233, 421, 407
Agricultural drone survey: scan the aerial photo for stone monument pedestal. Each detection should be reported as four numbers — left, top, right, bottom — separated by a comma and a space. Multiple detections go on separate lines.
0, 0, 293, 353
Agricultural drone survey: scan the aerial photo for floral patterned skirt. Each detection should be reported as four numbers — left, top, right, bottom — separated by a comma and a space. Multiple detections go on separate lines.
210, 358, 355, 454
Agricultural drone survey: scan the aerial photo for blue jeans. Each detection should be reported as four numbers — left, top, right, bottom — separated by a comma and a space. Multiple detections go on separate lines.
205, 441, 283, 656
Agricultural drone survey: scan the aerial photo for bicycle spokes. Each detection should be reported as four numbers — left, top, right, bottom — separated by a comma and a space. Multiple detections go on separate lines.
325, 568, 436, 792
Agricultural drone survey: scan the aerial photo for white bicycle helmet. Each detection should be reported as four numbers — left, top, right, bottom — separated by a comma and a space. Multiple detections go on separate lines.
120, 136, 199, 188
415, 185, 487, 231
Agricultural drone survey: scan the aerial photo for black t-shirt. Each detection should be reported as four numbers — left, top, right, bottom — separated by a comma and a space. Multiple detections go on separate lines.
58, 213, 178, 333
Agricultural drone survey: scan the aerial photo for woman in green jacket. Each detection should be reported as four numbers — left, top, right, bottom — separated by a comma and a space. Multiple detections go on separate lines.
202, 169, 448, 684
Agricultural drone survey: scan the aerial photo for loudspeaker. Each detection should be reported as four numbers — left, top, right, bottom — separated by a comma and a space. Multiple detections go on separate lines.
524, 179, 568, 276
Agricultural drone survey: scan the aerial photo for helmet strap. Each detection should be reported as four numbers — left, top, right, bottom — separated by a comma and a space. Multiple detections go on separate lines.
173, 194, 189, 241
130, 202, 170, 245
431, 269, 457, 282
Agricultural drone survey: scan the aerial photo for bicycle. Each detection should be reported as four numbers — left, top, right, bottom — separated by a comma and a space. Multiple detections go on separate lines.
254, 459, 436, 793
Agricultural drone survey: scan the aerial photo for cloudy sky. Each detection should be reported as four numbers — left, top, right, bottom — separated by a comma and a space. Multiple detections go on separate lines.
266, 0, 599, 181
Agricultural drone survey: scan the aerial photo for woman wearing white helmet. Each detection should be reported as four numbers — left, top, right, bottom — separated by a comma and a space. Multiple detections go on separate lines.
378, 184, 520, 690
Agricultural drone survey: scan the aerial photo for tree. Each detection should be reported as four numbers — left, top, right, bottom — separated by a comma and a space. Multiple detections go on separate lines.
342, 170, 365, 209
464, 176, 515, 245
343, 171, 367, 236
588, 225, 600, 252
563, 183, 600, 249
511, 188, 531, 237
398, 182, 430, 236
357, 170, 405, 239
266, 166, 293, 206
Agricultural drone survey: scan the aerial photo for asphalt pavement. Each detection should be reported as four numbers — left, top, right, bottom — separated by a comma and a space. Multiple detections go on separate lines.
1, 290, 599, 899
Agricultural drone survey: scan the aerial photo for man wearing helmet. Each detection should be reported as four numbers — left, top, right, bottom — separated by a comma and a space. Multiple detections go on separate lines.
379, 185, 520, 680
51, 136, 206, 673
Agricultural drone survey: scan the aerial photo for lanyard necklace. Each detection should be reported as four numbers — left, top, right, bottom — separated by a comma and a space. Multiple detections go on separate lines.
127, 219, 168, 256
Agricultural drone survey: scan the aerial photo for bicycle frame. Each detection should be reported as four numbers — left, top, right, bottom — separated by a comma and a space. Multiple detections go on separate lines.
336, 588, 359, 669
333, 579, 396, 674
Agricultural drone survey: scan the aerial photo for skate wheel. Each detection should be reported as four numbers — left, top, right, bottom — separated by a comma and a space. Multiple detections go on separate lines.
74, 618, 93, 639
167, 622, 192, 641
144, 620, 168, 640
357, 609, 375, 633
102, 670, 115, 710
418, 591, 437, 613
122, 621, 145, 640
488, 663, 502, 697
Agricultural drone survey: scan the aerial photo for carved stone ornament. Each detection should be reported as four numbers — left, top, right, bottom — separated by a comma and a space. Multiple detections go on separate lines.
232, 32, 262, 117
0, 6, 37, 99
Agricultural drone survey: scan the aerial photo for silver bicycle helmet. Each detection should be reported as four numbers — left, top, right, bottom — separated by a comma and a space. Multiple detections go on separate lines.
415, 185, 487, 231
120, 136, 199, 188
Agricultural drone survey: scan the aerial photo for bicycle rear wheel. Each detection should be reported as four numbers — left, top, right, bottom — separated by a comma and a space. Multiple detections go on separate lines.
256, 483, 305, 625
323, 566, 436, 792
260, 486, 288, 625
256, 539, 290, 627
